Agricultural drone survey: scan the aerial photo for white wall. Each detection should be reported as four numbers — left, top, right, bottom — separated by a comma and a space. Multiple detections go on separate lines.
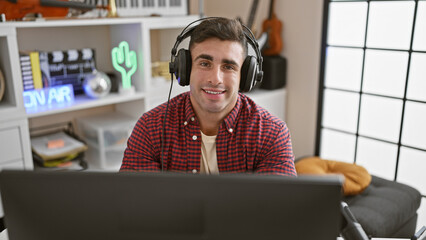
189, 0, 324, 159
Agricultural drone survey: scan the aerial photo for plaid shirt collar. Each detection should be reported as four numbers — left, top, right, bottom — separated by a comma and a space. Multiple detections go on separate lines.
183, 92, 242, 134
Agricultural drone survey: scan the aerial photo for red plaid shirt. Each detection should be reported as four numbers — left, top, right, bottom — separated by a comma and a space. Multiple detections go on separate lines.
120, 92, 296, 176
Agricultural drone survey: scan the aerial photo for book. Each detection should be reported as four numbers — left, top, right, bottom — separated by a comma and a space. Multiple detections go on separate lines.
39, 51, 51, 88
29, 51, 43, 89
19, 54, 34, 91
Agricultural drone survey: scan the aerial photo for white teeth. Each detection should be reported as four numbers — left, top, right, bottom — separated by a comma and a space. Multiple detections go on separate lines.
205, 90, 223, 95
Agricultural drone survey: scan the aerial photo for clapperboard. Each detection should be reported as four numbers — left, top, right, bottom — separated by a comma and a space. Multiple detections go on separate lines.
42, 49, 96, 94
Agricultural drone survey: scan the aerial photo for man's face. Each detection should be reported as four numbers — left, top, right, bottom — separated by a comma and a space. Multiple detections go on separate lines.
189, 38, 245, 117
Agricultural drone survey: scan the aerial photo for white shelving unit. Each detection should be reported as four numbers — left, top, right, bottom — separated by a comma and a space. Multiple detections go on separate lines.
0, 15, 287, 172
0, 16, 288, 162
0, 25, 32, 171
0, 16, 197, 217
0, 15, 288, 218
0, 15, 198, 172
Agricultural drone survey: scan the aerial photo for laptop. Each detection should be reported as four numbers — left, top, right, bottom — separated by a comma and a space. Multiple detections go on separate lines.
0, 170, 343, 240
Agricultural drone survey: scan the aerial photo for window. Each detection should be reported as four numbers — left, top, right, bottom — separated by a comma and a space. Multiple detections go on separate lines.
317, 0, 426, 197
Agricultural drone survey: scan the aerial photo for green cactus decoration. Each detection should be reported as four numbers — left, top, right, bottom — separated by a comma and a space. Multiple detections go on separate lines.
111, 41, 137, 89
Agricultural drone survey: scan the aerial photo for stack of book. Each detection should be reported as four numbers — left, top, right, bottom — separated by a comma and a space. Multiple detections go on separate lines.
19, 48, 96, 94
31, 131, 88, 171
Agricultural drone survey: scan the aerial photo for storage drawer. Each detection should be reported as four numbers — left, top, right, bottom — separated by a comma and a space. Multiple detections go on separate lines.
0, 160, 24, 218
0, 160, 24, 171
77, 112, 137, 150
85, 142, 124, 171
0, 127, 23, 164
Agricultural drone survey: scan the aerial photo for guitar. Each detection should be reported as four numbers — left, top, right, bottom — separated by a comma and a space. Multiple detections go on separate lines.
261, 0, 283, 56
246, 0, 259, 34
0, 68, 5, 102
236, 0, 259, 34
0, 0, 111, 21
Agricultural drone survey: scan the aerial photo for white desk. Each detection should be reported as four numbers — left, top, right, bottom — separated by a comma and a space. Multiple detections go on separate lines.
0, 230, 409, 240
338, 238, 409, 240
0, 230, 411, 240
0, 230, 7, 240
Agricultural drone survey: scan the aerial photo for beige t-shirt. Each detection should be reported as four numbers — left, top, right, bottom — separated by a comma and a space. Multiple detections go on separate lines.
200, 131, 219, 174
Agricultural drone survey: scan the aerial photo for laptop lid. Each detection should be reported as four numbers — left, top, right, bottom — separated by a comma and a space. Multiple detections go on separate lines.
0, 170, 343, 240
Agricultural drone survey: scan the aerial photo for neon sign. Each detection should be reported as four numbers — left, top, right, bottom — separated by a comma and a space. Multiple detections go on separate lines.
111, 41, 137, 89
23, 84, 74, 109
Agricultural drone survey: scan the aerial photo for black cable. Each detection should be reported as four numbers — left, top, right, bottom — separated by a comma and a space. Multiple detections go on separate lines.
160, 18, 197, 172
163, 17, 262, 171
160, 73, 174, 172
161, 18, 199, 172
0, 217, 5, 232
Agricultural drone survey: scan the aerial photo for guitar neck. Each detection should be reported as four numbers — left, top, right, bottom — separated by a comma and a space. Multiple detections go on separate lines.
40, 0, 99, 9
247, 0, 259, 30
268, 0, 275, 19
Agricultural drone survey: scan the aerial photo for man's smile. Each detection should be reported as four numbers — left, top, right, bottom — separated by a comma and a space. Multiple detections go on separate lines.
202, 88, 226, 95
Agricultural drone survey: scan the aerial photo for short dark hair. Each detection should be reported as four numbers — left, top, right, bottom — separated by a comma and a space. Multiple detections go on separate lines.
189, 18, 248, 56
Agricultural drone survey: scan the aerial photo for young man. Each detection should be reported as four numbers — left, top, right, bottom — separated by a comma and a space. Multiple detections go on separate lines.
120, 17, 296, 176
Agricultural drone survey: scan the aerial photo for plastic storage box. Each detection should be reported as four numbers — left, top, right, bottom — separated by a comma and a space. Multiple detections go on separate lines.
77, 112, 138, 171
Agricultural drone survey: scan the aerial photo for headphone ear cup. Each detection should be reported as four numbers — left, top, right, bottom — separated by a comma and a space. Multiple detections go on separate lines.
174, 49, 192, 86
240, 56, 258, 92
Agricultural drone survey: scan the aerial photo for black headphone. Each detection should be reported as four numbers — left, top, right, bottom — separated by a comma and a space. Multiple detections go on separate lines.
169, 17, 264, 92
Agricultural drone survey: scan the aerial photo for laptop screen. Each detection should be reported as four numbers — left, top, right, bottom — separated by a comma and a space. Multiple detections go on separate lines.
0, 170, 343, 240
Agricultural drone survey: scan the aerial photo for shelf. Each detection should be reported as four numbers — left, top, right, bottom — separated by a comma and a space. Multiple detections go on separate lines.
5, 16, 298, 174
26, 92, 145, 118
245, 88, 287, 121
245, 87, 286, 97
84, 136, 128, 152
0, 102, 19, 114
0, 15, 199, 29
147, 79, 189, 97
84, 139, 125, 172
85, 161, 122, 172
0, 29, 25, 121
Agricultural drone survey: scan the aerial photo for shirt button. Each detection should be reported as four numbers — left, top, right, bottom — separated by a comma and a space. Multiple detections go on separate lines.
191, 117, 195, 121
229, 128, 233, 133
184, 121, 188, 126
192, 135, 197, 140
192, 169, 197, 174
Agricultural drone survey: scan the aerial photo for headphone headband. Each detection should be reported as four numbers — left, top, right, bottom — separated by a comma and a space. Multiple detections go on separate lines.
170, 17, 263, 92
171, 17, 263, 68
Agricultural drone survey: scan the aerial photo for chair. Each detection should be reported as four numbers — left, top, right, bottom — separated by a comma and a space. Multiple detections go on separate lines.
343, 175, 421, 238
295, 156, 422, 238
0, 218, 4, 232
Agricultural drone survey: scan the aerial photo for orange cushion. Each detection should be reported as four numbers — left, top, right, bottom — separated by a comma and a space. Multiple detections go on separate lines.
295, 156, 372, 196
